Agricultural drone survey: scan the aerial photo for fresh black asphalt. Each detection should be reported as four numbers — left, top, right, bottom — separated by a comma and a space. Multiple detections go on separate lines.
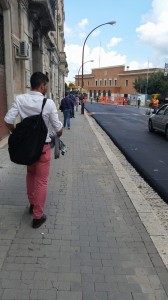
85, 102, 168, 203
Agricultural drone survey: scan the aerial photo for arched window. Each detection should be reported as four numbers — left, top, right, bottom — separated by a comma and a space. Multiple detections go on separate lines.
103, 90, 106, 96
108, 90, 111, 96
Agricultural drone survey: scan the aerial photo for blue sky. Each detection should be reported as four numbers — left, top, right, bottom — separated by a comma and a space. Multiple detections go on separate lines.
64, 0, 168, 82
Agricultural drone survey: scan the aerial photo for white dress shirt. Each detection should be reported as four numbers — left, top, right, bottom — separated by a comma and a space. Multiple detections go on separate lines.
4, 91, 63, 142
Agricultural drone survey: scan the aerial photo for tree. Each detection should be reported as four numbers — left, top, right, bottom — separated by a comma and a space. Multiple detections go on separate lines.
133, 76, 146, 93
147, 71, 164, 94
68, 82, 76, 90
133, 71, 168, 96
65, 82, 77, 93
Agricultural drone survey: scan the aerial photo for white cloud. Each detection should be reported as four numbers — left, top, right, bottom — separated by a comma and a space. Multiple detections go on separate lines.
78, 18, 88, 29
128, 60, 153, 70
136, 0, 168, 55
107, 37, 122, 48
65, 43, 127, 82
92, 29, 101, 37
64, 24, 72, 37
65, 0, 168, 82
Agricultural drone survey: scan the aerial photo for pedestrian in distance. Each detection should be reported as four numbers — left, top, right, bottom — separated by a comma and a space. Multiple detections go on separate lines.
153, 98, 159, 113
69, 92, 76, 118
4, 72, 63, 228
75, 95, 79, 112
60, 92, 74, 129
137, 98, 141, 108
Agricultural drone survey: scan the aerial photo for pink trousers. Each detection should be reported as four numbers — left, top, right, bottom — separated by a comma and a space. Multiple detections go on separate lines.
26, 144, 51, 219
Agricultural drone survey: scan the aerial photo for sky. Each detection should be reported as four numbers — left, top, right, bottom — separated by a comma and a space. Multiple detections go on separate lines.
64, 0, 168, 83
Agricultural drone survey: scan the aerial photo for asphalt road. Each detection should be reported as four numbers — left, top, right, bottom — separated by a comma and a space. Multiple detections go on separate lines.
85, 102, 168, 203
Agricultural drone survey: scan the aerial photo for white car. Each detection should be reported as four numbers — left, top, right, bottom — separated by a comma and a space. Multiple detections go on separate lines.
148, 104, 168, 139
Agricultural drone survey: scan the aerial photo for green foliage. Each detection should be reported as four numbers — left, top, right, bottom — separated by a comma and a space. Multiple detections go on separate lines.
69, 82, 76, 89
65, 82, 77, 92
147, 71, 164, 94
133, 76, 147, 93
133, 71, 168, 95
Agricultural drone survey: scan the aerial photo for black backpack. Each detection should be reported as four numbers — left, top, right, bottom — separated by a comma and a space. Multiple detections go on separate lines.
8, 98, 48, 166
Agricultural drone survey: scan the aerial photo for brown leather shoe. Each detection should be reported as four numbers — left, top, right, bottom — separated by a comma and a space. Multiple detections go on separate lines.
32, 214, 47, 228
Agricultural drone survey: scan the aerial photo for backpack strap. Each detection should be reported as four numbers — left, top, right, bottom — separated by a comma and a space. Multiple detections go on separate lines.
41, 98, 47, 112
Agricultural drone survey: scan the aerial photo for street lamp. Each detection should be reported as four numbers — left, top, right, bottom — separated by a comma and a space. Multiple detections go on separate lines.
81, 21, 116, 114
78, 60, 94, 88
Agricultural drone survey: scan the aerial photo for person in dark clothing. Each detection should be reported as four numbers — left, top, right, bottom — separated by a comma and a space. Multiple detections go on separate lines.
69, 92, 76, 118
137, 98, 141, 108
60, 92, 74, 129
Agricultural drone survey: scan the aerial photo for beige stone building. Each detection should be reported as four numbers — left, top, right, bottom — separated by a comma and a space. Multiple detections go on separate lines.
75, 65, 163, 100
0, 0, 68, 140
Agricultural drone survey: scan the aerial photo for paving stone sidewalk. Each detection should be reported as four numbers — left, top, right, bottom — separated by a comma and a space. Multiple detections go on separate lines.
0, 110, 168, 300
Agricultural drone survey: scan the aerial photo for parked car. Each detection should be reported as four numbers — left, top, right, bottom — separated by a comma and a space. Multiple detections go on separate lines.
148, 104, 168, 139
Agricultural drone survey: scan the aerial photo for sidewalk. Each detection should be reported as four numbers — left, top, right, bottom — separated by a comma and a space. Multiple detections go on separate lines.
0, 110, 168, 300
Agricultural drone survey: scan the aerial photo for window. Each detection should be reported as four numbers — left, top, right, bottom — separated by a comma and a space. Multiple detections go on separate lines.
100, 80, 102, 86
157, 105, 167, 115
109, 79, 112, 86
125, 79, 128, 86
88, 81, 89, 86
95, 80, 98, 86
104, 79, 107, 86
114, 79, 117, 86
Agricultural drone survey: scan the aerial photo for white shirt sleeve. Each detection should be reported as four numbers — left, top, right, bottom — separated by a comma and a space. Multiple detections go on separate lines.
48, 101, 63, 132
4, 98, 19, 124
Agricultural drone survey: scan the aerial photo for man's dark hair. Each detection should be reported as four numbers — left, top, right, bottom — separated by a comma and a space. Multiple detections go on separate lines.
30, 72, 49, 89
65, 92, 69, 97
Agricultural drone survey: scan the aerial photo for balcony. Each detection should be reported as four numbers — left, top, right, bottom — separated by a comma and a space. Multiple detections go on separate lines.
59, 51, 66, 64
29, 0, 56, 33
59, 52, 68, 74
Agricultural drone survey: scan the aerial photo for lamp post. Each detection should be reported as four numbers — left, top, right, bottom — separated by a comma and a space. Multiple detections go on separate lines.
78, 60, 94, 89
81, 21, 116, 114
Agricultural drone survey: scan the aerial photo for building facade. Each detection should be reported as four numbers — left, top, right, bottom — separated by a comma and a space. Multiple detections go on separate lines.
0, 0, 68, 140
75, 65, 163, 100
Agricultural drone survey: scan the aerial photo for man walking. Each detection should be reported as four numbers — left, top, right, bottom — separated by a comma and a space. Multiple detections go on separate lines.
4, 72, 63, 228
137, 98, 141, 108
60, 92, 74, 129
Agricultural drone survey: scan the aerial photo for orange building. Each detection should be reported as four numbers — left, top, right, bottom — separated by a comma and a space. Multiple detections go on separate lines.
75, 65, 163, 101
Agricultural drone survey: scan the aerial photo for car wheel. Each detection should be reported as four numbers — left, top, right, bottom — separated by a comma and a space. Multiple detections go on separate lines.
165, 126, 168, 140
148, 119, 154, 132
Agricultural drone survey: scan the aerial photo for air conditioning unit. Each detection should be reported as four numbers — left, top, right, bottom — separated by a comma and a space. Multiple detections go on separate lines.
15, 41, 30, 59
20, 41, 30, 57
